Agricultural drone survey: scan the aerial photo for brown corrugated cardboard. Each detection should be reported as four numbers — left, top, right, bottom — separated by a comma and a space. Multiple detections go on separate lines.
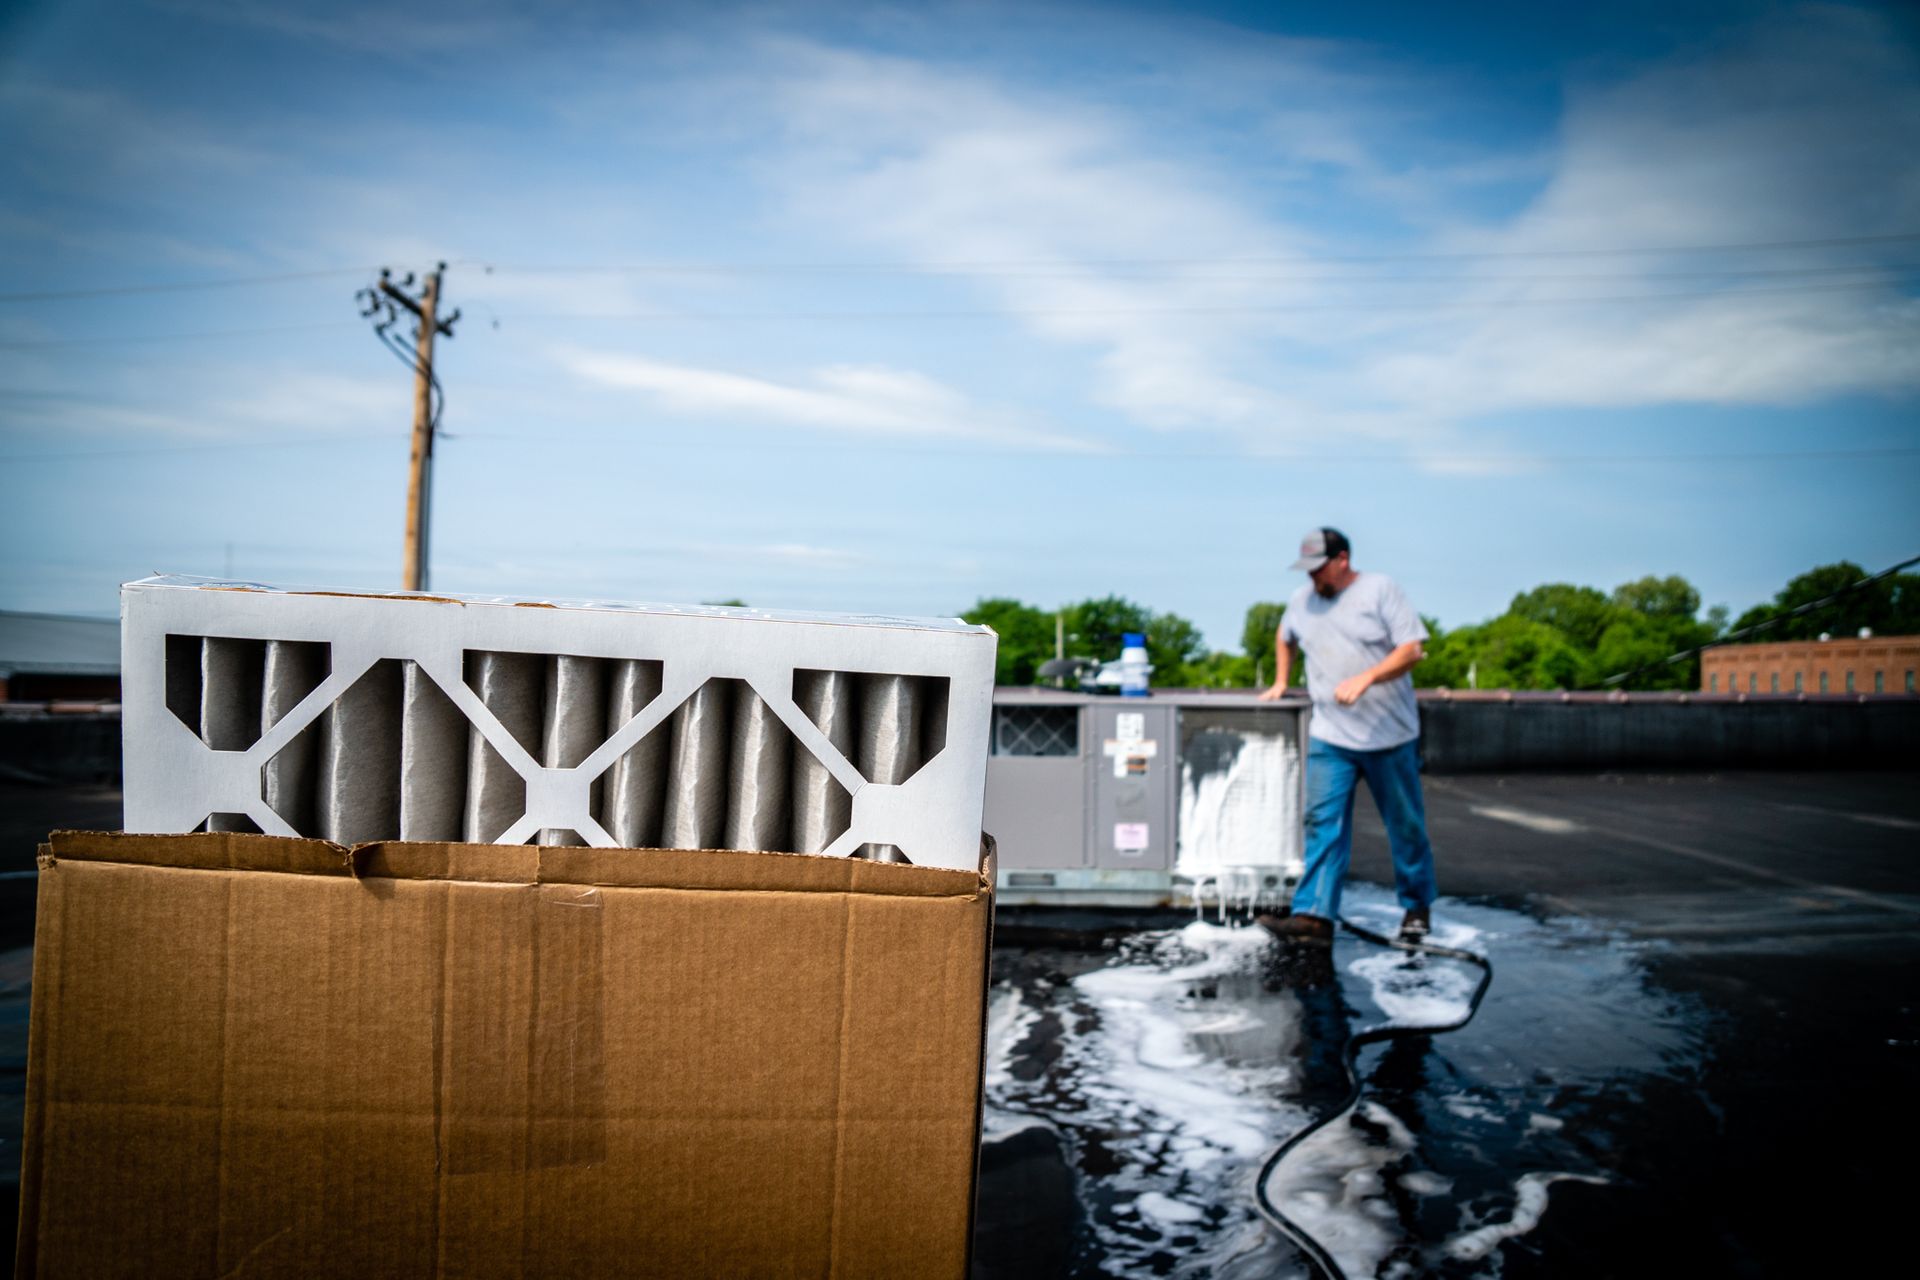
18, 830, 994, 1278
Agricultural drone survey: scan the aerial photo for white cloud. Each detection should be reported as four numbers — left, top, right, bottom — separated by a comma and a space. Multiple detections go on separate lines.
556, 346, 1095, 450
2, 370, 401, 442
729, 8, 1920, 451
759, 40, 1326, 437
758, 542, 868, 568
1370, 7, 1920, 415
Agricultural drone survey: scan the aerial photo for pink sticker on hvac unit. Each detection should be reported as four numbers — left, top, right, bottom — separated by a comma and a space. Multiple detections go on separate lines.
1114, 822, 1149, 853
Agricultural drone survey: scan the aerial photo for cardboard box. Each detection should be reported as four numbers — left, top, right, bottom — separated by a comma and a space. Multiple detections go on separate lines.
121, 577, 996, 871
17, 830, 995, 1278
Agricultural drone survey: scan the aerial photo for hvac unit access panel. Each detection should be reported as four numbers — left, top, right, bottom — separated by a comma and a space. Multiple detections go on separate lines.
1093, 704, 1175, 871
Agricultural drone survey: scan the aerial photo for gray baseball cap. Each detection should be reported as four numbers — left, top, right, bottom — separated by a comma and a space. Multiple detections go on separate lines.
1289, 527, 1351, 572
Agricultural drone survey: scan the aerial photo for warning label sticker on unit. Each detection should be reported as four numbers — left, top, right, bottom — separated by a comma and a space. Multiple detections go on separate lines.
1114, 822, 1150, 853
1114, 712, 1146, 742
1103, 738, 1157, 778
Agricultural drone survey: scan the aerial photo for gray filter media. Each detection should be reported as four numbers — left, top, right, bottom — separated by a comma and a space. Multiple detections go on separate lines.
464, 650, 543, 843
725, 688, 792, 853
261, 639, 327, 833
660, 679, 734, 851
167, 636, 947, 858
599, 659, 667, 847
171, 636, 326, 833
316, 660, 403, 846
850, 673, 949, 863
538, 655, 610, 846
399, 662, 467, 841
200, 638, 265, 831
791, 670, 856, 854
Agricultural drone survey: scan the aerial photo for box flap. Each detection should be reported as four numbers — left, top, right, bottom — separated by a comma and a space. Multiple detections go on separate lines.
44, 830, 987, 897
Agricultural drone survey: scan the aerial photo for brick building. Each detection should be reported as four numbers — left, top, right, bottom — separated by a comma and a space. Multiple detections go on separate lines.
1701, 634, 1920, 696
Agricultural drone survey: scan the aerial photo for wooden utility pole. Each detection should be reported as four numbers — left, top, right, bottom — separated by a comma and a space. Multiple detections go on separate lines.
400, 268, 440, 592
361, 263, 459, 592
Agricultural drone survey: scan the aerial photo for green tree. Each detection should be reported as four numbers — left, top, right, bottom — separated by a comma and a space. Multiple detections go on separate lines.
1241, 602, 1288, 661
1509, 583, 1612, 650
1592, 612, 1699, 690
1587, 574, 1715, 689
1146, 611, 1209, 686
1611, 574, 1701, 621
1418, 615, 1586, 690
1061, 595, 1207, 685
1184, 651, 1257, 688
961, 597, 1054, 685
1730, 562, 1920, 641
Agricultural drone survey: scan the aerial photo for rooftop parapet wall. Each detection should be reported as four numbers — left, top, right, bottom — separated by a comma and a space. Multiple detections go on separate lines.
8, 692, 1919, 786
1415, 693, 1920, 773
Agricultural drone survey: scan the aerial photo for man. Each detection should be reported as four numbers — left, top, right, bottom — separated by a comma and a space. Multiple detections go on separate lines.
1256, 528, 1436, 944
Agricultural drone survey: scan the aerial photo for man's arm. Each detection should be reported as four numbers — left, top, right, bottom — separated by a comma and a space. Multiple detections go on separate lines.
1257, 632, 1293, 700
1332, 639, 1423, 705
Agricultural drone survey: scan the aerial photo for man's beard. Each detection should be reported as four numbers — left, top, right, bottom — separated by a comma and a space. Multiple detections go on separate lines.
1314, 578, 1338, 598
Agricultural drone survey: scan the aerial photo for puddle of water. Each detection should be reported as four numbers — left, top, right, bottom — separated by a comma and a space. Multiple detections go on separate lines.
980, 884, 1712, 1278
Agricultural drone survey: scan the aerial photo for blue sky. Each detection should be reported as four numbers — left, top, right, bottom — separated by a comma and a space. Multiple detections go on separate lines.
3, 0, 1917, 650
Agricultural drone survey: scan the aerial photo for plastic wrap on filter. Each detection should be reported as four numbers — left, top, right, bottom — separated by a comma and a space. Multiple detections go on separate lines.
399, 661, 467, 841
539, 655, 609, 845
856, 673, 922, 862
315, 660, 402, 845
791, 670, 856, 854
724, 687, 791, 852
599, 660, 666, 848
200, 638, 265, 831
464, 651, 542, 843
661, 679, 733, 850
261, 640, 326, 834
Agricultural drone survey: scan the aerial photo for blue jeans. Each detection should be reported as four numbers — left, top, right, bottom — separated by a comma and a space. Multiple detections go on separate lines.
1291, 737, 1437, 921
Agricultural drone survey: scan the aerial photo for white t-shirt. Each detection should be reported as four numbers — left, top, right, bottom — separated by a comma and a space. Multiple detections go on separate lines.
1282, 572, 1428, 751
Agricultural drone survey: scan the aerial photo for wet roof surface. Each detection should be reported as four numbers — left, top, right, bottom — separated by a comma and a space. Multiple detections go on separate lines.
974, 771, 1919, 1277
0, 772, 1914, 1276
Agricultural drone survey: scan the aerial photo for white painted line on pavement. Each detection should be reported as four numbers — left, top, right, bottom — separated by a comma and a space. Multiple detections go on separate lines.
1469, 805, 1585, 836
1770, 802, 1920, 832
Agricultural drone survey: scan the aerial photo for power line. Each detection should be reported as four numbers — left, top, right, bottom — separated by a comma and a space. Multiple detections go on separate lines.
489, 278, 1910, 323
4, 232, 1915, 302
0, 433, 398, 462
4, 273, 1906, 347
489, 261, 1920, 284
0, 267, 377, 304
475, 231, 1920, 275
0, 321, 363, 350
4, 439, 1913, 466
10, 274, 1904, 349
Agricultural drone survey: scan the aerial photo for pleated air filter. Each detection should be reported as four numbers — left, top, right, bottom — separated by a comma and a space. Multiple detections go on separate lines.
121, 577, 996, 872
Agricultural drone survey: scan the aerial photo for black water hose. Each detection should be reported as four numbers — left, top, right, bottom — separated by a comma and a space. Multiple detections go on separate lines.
1253, 919, 1494, 1280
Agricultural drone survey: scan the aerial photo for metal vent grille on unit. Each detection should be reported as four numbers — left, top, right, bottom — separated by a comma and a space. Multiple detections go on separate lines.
993, 705, 1079, 757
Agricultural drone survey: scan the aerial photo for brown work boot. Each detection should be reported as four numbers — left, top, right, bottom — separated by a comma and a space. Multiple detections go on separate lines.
1258, 912, 1333, 946
1399, 907, 1431, 941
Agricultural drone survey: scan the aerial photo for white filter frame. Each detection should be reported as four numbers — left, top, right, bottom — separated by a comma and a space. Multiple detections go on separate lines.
121, 576, 997, 872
